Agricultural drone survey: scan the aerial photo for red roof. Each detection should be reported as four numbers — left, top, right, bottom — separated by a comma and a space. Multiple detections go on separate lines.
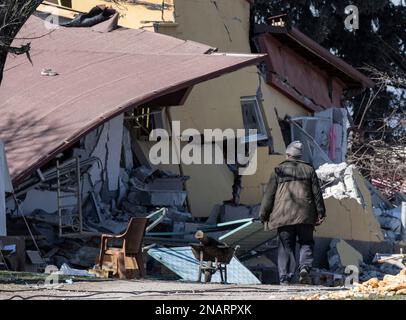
0, 16, 264, 185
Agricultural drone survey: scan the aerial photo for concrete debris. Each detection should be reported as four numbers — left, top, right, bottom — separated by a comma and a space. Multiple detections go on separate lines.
316, 163, 364, 205
309, 268, 344, 287
374, 207, 402, 240
126, 168, 188, 208
122, 127, 134, 171
354, 252, 405, 282
298, 268, 406, 300
327, 239, 363, 273
2, 105, 401, 283
8, 149, 192, 270
359, 263, 386, 282
373, 252, 406, 270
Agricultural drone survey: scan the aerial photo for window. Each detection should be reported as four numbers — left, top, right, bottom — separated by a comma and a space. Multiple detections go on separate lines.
240, 96, 268, 139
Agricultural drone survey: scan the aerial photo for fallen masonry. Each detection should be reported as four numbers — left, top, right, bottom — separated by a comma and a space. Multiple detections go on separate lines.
297, 268, 406, 300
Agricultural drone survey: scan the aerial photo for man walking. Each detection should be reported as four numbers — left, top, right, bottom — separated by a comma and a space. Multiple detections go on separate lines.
259, 141, 326, 285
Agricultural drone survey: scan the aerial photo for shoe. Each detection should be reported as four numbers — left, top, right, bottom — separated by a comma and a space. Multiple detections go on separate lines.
279, 276, 290, 285
299, 268, 312, 285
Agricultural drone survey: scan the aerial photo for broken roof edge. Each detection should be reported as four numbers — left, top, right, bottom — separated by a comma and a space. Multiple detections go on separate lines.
11, 53, 266, 186
254, 24, 375, 90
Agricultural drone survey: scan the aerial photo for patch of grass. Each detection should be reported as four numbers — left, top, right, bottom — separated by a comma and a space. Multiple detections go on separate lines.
352, 294, 406, 300
0, 270, 102, 285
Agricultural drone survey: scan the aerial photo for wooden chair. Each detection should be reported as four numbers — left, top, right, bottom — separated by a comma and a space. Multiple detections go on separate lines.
98, 217, 148, 279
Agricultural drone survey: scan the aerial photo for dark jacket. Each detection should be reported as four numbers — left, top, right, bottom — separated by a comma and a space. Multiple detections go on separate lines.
259, 159, 326, 230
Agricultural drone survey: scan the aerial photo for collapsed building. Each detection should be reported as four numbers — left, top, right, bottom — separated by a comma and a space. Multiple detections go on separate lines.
0, 9, 263, 270
0, 0, 404, 284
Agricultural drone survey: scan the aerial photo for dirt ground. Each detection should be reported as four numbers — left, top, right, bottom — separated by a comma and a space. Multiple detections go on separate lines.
0, 278, 348, 300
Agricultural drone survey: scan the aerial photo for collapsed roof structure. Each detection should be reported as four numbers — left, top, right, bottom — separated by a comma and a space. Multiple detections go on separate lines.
0, 2, 403, 286
0, 14, 264, 185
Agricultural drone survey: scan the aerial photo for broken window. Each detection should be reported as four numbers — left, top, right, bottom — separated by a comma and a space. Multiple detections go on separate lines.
240, 96, 273, 149
241, 96, 267, 138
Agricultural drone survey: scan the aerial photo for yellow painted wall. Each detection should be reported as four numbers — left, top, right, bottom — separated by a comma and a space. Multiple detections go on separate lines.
240, 150, 285, 205
157, 0, 251, 53
44, 0, 384, 242
69, 0, 174, 30
157, 0, 308, 216
64, 0, 310, 217
316, 170, 384, 242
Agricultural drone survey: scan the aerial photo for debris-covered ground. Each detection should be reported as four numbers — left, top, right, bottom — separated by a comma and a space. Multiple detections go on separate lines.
0, 278, 353, 300
0, 2, 405, 304
295, 268, 406, 300
1, 276, 405, 300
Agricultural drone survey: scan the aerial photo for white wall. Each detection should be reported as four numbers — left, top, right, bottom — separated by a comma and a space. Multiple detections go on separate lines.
0, 141, 13, 236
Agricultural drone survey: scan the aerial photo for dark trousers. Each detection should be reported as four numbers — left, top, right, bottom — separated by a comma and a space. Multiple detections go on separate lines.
277, 224, 314, 282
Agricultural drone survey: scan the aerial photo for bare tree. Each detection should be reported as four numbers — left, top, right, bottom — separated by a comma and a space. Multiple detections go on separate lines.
0, 0, 43, 85
347, 66, 406, 200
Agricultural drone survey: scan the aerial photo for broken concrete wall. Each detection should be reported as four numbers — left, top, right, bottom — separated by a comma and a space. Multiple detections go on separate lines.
317, 163, 365, 206
84, 113, 124, 195
14, 114, 125, 218
328, 239, 363, 272
375, 206, 403, 241
105, 115, 124, 192
122, 126, 134, 171
50, 0, 309, 220
316, 168, 384, 244
153, 0, 309, 217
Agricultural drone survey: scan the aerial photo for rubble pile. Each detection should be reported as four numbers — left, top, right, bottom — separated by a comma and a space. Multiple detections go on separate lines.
326, 238, 406, 284
316, 162, 364, 205
327, 239, 363, 273
297, 268, 406, 300
373, 207, 402, 241
9, 162, 193, 269
83, 165, 192, 235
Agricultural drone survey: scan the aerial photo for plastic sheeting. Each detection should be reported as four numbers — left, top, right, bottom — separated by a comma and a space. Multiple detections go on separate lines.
148, 246, 261, 284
